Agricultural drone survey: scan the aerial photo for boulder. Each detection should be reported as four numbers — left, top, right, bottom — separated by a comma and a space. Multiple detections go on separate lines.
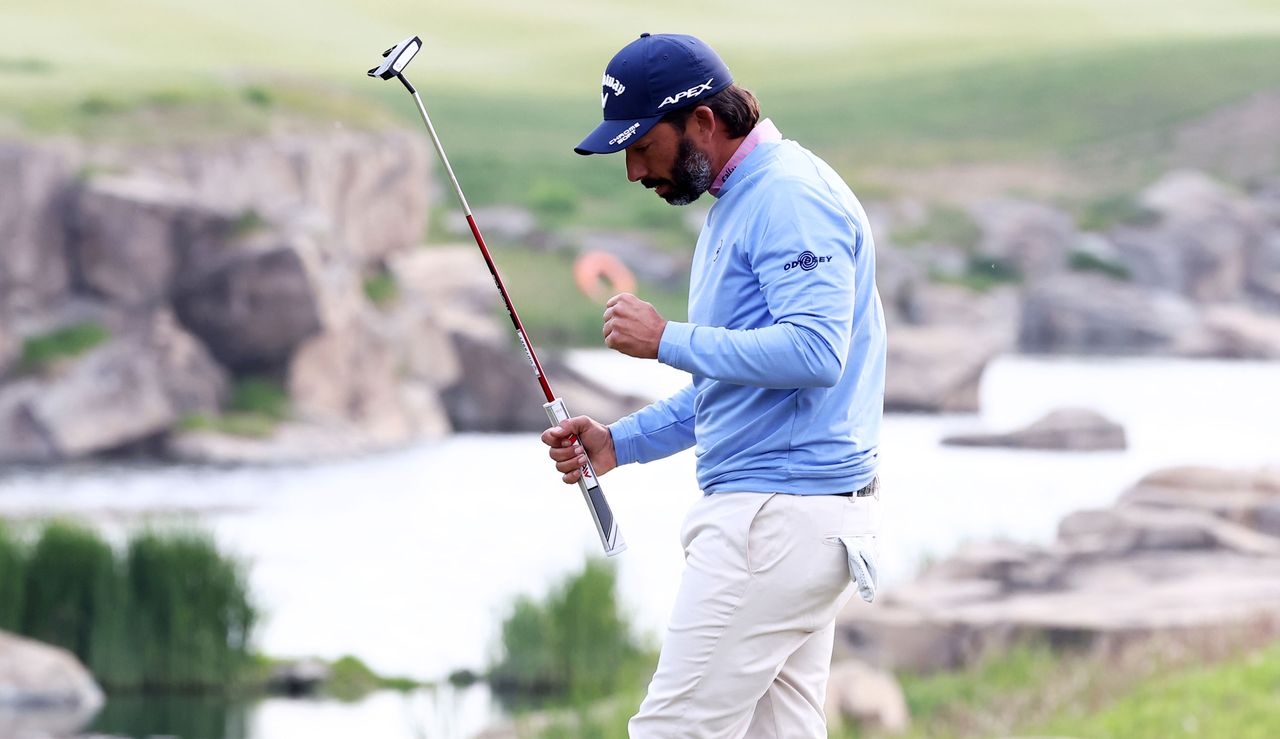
0, 321, 14, 377
824, 659, 910, 735
941, 407, 1127, 451
69, 176, 185, 308
0, 316, 226, 463
1018, 274, 1200, 354
1177, 305, 1280, 359
1113, 171, 1258, 304
287, 311, 451, 443
101, 130, 431, 262
438, 329, 648, 433
884, 327, 1001, 413
0, 143, 73, 315
972, 198, 1077, 279
174, 241, 323, 371
836, 466, 1280, 674
1120, 466, 1280, 537
0, 630, 102, 712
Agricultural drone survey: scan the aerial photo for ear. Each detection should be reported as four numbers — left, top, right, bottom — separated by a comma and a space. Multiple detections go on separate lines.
687, 106, 717, 144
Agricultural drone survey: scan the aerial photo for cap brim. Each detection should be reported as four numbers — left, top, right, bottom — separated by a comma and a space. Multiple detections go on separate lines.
574, 114, 664, 155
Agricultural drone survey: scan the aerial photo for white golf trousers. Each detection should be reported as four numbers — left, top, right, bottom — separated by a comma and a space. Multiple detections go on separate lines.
630, 490, 879, 738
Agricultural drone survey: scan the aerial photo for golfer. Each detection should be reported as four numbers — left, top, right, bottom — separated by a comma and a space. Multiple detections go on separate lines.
541, 33, 886, 738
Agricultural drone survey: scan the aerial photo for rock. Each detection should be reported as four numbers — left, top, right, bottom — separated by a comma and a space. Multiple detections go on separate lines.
1057, 506, 1280, 558
1018, 274, 1200, 354
884, 327, 1001, 412
267, 658, 331, 696
896, 282, 1020, 349
0, 143, 73, 315
68, 176, 186, 308
836, 465, 1280, 674
0, 316, 226, 462
0, 627, 103, 717
438, 330, 647, 433
941, 407, 1127, 451
1114, 171, 1258, 304
824, 659, 910, 735
1120, 466, 1280, 537
174, 241, 323, 371
99, 129, 431, 262
972, 199, 1076, 279
1178, 305, 1280, 359
287, 311, 451, 444
0, 321, 15, 377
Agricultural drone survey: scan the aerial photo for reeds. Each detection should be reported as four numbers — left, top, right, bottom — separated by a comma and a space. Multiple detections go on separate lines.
0, 519, 257, 691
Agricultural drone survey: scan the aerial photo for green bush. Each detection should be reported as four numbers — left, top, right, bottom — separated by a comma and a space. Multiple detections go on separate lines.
20, 322, 110, 370
229, 377, 289, 420
528, 178, 580, 224
0, 522, 25, 630
1069, 250, 1132, 280
0, 521, 258, 692
363, 271, 400, 307
20, 521, 119, 662
124, 529, 256, 689
490, 559, 648, 702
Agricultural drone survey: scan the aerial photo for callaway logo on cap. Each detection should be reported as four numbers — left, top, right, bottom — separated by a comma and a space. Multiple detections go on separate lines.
575, 33, 734, 155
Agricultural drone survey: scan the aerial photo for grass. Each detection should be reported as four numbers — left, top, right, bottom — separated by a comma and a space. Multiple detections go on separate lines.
20, 322, 111, 370
363, 270, 400, 307
1034, 639, 1280, 739
179, 376, 291, 438
0, 520, 257, 691
1076, 193, 1162, 232
1069, 250, 1133, 280
892, 205, 983, 250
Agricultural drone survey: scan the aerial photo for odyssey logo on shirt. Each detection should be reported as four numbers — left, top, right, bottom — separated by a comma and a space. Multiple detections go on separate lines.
784, 250, 831, 272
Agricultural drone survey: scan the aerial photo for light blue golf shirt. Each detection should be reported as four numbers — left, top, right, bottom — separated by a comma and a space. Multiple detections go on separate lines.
609, 120, 886, 495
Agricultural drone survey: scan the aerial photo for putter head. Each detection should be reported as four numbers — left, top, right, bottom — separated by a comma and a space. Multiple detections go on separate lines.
367, 36, 422, 80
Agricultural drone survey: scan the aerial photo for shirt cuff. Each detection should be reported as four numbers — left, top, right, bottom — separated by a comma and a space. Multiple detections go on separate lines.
657, 320, 694, 371
607, 416, 639, 467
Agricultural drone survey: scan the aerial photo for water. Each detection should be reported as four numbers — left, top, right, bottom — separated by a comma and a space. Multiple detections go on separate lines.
1, 353, 1277, 738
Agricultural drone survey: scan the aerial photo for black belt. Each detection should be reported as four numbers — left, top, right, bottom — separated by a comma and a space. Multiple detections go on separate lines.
835, 478, 879, 498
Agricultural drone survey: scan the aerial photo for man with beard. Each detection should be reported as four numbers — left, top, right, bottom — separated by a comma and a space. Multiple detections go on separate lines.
541, 33, 887, 738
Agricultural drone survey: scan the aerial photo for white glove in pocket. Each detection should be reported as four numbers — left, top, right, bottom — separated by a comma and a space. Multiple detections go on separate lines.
834, 534, 879, 603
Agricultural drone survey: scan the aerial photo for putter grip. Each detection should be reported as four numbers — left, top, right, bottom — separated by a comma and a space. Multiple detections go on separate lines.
544, 398, 626, 556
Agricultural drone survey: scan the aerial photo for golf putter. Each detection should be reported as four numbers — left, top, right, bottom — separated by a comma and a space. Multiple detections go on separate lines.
368, 36, 626, 556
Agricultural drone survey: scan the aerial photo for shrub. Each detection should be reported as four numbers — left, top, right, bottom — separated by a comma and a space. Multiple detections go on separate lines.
1069, 249, 1132, 280
363, 271, 400, 307
490, 559, 647, 703
20, 322, 110, 370
0, 521, 258, 691
0, 522, 25, 630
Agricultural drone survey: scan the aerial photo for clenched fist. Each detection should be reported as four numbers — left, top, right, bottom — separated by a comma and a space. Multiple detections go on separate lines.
603, 292, 667, 359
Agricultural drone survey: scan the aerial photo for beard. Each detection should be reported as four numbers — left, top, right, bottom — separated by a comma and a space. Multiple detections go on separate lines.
641, 136, 714, 206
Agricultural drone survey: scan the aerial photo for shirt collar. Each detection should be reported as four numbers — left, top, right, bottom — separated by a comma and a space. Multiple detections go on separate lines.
708, 118, 782, 198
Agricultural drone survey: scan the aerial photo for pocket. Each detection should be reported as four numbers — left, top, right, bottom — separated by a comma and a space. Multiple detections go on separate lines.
834, 534, 879, 604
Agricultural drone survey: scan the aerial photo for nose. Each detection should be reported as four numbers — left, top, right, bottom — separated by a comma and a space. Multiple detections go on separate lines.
625, 148, 646, 183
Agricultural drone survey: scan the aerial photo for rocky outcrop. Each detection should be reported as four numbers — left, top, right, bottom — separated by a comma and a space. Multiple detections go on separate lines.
834, 466, 1280, 674
1018, 274, 1200, 354
972, 198, 1076, 280
941, 407, 1127, 451
0, 312, 226, 463
0, 144, 74, 316
0, 631, 103, 737
884, 328, 1001, 413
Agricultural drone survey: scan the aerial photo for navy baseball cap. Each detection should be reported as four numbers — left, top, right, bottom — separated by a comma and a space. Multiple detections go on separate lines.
575, 33, 733, 155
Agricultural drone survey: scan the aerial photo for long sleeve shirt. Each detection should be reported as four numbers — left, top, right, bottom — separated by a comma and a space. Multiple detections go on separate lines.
609, 121, 886, 495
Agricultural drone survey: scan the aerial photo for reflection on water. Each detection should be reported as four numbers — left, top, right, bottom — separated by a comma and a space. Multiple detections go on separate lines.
85, 684, 499, 739
89, 692, 249, 739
